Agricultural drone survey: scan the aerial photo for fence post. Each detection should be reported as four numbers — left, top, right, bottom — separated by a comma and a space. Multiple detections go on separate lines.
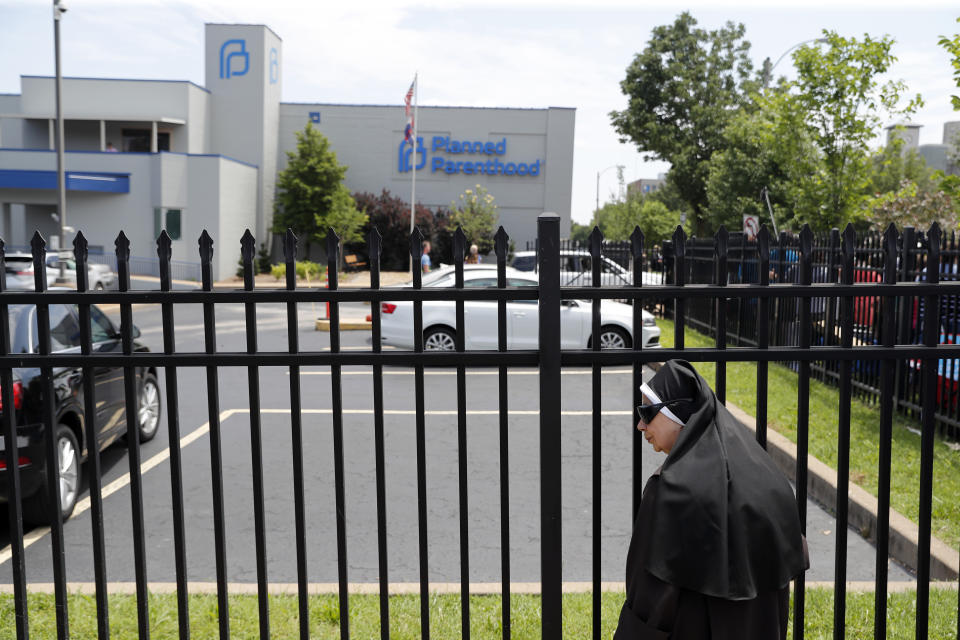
537, 212, 562, 639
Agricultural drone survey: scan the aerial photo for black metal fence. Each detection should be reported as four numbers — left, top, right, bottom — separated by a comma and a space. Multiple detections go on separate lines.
1, 216, 958, 640
661, 225, 960, 440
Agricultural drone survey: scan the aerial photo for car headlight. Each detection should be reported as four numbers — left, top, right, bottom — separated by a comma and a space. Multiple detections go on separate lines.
642, 316, 656, 327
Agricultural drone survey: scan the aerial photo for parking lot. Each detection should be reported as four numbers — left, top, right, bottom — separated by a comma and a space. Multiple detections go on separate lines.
0, 293, 912, 587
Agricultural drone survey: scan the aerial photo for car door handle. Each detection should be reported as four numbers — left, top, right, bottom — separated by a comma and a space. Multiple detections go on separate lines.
512, 312, 526, 317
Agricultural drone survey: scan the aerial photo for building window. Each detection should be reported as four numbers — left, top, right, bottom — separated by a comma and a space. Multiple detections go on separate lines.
154, 207, 183, 240
122, 128, 170, 152
166, 209, 182, 240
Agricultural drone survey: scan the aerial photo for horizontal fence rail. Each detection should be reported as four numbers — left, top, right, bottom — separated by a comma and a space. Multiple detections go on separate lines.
0, 219, 956, 640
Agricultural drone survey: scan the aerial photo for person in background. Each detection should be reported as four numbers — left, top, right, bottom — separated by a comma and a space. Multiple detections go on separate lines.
466, 244, 480, 264
105, 142, 119, 152
615, 359, 807, 640
421, 240, 432, 273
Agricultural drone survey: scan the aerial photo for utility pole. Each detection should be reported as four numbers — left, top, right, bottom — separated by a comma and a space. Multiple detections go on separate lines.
53, 0, 68, 283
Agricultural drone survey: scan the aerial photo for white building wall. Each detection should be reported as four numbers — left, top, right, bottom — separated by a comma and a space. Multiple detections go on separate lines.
276, 104, 575, 247
19, 77, 192, 122
216, 157, 258, 279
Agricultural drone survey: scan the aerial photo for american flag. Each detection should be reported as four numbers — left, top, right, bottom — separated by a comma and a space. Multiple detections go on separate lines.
404, 76, 416, 144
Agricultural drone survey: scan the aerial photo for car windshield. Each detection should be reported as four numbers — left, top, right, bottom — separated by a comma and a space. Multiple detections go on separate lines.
6, 304, 89, 353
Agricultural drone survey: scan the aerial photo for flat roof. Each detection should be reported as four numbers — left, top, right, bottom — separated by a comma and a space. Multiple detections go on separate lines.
206, 22, 282, 41
21, 75, 210, 94
281, 102, 575, 111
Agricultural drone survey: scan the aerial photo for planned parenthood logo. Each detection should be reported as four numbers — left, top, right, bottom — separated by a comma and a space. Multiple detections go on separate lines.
398, 135, 541, 177
219, 39, 249, 79
269, 48, 279, 84
398, 137, 427, 172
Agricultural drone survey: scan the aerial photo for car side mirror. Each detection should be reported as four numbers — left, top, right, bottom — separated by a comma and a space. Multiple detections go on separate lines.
119, 323, 141, 339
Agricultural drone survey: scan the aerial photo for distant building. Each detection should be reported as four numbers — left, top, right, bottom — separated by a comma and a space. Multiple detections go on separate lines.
0, 23, 575, 278
627, 173, 667, 196
885, 121, 959, 175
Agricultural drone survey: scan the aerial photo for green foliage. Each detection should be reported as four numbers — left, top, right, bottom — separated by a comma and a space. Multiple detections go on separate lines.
707, 92, 820, 233
4, 588, 958, 639
350, 190, 446, 270
569, 221, 591, 244
256, 243, 271, 274
449, 184, 499, 254
610, 12, 758, 232
594, 197, 686, 246
269, 261, 326, 282
938, 17, 960, 111
790, 30, 922, 229
273, 123, 350, 250
323, 185, 367, 245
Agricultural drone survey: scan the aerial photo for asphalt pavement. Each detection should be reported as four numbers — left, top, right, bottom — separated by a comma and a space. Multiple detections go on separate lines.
0, 295, 913, 587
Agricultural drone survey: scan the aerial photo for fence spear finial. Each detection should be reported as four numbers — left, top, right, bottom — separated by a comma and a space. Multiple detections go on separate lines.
494, 226, 509, 261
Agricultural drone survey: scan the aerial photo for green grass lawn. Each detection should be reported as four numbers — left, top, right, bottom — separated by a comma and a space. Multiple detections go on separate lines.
655, 318, 960, 549
1, 588, 956, 639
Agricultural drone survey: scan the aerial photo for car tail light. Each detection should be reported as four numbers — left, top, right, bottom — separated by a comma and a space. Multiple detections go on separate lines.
381, 303, 397, 314
0, 381, 23, 411
0, 456, 31, 470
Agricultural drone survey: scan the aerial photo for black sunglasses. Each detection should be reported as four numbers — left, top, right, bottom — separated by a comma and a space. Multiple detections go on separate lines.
636, 397, 693, 424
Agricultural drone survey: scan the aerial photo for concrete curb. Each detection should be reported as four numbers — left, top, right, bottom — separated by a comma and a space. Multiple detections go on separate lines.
724, 402, 959, 581
649, 361, 958, 580
3, 581, 953, 597
315, 317, 371, 331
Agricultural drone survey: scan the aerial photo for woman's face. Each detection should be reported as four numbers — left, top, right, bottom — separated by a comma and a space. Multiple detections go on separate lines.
636, 394, 683, 454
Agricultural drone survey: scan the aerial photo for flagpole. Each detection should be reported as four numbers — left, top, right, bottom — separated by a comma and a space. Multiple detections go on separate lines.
410, 72, 418, 274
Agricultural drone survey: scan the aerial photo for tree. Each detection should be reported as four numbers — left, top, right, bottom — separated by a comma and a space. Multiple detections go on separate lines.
706, 92, 821, 233
594, 197, 687, 246
350, 190, 442, 270
325, 185, 368, 271
790, 30, 922, 229
938, 18, 960, 111
273, 123, 349, 252
610, 12, 759, 233
449, 184, 499, 254
569, 221, 591, 244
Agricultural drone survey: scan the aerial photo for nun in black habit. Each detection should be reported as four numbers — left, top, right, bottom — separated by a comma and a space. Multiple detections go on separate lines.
614, 360, 808, 640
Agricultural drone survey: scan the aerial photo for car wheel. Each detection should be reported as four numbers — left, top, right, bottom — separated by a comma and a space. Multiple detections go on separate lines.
597, 326, 632, 350
137, 372, 162, 442
424, 327, 457, 351
23, 424, 81, 524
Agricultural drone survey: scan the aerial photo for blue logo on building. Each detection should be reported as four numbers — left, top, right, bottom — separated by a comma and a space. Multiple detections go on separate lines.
219, 39, 249, 79
269, 48, 279, 84
395, 134, 542, 177
309, 112, 321, 124
398, 137, 427, 173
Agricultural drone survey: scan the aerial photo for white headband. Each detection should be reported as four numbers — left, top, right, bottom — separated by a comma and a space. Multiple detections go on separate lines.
639, 382, 685, 426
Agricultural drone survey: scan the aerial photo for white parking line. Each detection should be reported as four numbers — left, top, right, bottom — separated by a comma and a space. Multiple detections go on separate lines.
0, 410, 238, 567
289, 368, 637, 376
0, 405, 629, 567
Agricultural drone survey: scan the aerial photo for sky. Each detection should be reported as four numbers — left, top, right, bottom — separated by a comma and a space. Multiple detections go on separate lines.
1, 0, 958, 224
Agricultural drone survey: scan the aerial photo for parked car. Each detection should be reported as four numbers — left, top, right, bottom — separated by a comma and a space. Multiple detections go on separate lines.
3, 252, 59, 290
0, 303, 159, 523
46, 253, 119, 290
380, 268, 661, 350
2, 252, 118, 290
510, 249, 663, 286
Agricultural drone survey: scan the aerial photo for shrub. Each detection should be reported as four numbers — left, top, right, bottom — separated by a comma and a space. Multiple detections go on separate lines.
269, 261, 326, 282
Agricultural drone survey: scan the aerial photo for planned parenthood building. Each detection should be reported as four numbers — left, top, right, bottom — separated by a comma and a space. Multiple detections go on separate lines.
0, 24, 575, 279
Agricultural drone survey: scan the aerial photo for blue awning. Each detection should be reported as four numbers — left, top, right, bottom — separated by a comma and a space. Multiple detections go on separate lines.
0, 169, 130, 193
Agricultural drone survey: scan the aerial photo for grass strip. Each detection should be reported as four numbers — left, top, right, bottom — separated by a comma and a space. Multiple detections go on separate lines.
0, 588, 955, 639
655, 318, 960, 548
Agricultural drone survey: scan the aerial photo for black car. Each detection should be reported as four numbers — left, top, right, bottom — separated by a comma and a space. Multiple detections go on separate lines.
0, 303, 160, 524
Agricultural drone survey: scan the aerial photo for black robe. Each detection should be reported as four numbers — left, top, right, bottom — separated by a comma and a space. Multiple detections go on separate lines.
614, 471, 794, 639
615, 361, 807, 639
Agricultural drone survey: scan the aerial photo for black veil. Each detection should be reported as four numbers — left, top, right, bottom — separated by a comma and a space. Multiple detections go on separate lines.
637, 360, 807, 600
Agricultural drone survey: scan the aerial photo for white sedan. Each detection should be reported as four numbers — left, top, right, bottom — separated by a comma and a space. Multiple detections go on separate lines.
380, 268, 661, 350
